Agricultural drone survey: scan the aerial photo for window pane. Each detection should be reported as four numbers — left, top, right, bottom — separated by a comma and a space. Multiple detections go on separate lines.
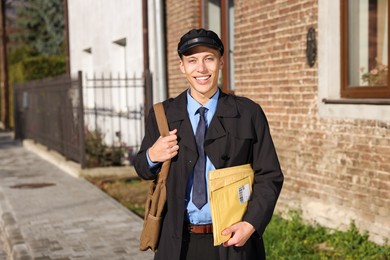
208, 0, 221, 34
207, 0, 223, 86
348, 0, 388, 87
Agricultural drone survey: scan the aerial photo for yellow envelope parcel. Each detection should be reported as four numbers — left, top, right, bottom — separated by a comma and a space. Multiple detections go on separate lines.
208, 164, 254, 246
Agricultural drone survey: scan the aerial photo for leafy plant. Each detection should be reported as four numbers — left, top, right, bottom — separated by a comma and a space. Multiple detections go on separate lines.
84, 128, 110, 167
84, 128, 129, 168
263, 211, 390, 259
361, 61, 388, 86
10, 55, 66, 84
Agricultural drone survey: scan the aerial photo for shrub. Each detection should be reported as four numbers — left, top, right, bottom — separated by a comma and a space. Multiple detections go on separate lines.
9, 54, 66, 84
84, 127, 128, 168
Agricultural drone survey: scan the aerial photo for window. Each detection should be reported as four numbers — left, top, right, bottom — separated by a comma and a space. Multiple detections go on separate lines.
200, 0, 235, 93
318, 0, 390, 121
341, 0, 390, 98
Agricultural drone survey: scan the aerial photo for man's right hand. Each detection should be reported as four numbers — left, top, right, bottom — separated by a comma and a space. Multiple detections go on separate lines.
148, 129, 179, 162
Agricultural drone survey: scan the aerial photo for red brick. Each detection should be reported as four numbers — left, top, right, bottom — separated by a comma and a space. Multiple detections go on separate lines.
167, 0, 390, 244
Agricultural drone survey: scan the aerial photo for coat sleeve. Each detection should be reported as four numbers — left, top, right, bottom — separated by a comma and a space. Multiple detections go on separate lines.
134, 107, 162, 180
243, 103, 284, 237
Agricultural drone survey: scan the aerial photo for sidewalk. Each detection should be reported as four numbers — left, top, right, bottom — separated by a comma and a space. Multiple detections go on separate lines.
0, 131, 154, 260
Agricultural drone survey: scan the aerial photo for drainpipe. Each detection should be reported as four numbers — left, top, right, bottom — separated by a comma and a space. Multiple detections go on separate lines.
63, 0, 70, 76
142, 0, 152, 120
154, 0, 167, 101
0, 0, 9, 129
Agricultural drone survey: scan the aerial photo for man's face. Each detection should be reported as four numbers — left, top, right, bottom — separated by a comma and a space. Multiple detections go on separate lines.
179, 46, 223, 104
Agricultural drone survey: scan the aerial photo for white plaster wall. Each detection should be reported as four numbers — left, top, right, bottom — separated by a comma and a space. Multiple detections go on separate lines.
67, 0, 146, 148
67, 0, 144, 77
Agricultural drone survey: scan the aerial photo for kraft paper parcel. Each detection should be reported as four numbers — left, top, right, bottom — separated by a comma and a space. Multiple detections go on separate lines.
208, 164, 254, 246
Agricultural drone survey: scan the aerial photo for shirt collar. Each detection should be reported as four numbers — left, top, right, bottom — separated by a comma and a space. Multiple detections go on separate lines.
187, 88, 220, 116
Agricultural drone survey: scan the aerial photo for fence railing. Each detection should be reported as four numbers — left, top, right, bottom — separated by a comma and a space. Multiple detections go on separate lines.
13, 72, 86, 167
13, 71, 147, 168
83, 72, 145, 157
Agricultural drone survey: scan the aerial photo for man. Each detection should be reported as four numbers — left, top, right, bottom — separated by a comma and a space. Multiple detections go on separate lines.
135, 28, 283, 260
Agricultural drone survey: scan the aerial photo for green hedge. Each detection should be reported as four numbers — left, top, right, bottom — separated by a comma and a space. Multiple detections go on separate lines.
7, 54, 66, 128
10, 55, 66, 83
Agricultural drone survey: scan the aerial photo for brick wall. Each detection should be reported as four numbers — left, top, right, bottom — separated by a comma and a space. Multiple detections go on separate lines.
165, 0, 390, 244
234, 0, 390, 244
165, 0, 201, 97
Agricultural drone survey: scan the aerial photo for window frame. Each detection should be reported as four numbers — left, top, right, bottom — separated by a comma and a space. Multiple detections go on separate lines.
318, 0, 390, 122
200, 0, 234, 94
340, 0, 390, 98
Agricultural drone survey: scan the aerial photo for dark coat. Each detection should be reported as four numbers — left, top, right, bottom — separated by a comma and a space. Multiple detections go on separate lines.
135, 89, 284, 260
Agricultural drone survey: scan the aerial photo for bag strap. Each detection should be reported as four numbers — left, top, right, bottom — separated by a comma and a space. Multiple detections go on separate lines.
154, 102, 169, 137
153, 102, 171, 182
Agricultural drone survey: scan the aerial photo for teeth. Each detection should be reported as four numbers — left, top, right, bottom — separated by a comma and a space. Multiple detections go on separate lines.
196, 76, 209, 80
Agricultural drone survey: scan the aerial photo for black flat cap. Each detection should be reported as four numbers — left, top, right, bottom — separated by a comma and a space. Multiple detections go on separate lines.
177, 28, 224, 57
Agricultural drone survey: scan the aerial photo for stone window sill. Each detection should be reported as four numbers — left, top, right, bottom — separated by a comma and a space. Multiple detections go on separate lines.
322, 99, 390, 106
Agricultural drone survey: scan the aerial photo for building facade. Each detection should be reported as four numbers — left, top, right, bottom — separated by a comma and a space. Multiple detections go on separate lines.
66, 0, 390, 244
67, 0, 168, 151
165, 0, 390, 244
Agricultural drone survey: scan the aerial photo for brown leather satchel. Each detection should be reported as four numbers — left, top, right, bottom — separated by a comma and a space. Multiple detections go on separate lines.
139, 102, 171, 252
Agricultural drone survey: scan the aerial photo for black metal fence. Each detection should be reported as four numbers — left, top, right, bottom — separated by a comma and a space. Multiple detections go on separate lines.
13, 72, 86, 167
13, 71, 147, 168
83, 72, 145, 160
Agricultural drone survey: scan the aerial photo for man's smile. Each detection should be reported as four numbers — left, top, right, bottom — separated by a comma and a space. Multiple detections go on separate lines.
195, 75, 211, 82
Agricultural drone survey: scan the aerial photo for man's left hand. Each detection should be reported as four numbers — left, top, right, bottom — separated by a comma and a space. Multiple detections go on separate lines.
222, 221, 255, 247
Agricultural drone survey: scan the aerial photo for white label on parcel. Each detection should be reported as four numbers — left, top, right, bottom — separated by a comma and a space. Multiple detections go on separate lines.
238, 183, 250, 204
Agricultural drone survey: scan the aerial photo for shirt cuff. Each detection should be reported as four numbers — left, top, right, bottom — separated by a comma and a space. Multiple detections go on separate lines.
146, 149, 159, 168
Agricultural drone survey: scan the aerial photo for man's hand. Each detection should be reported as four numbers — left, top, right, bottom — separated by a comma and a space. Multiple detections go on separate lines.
222, 221, 255, 247
148, 129, 179, 162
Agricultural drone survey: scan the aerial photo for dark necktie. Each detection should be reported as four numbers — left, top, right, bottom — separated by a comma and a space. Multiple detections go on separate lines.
192, 107, 208, 209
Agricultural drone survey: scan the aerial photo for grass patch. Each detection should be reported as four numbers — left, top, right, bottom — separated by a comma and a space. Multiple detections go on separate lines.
86, 176, 150, 218
264, 211, 390, 259
87, 176, 390, 259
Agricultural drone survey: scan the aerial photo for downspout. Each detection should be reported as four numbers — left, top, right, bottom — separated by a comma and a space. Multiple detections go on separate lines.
63, 0, 70, 75
142, 0, 152, 120
154, 0, 167, 101
0, 0, 9, 129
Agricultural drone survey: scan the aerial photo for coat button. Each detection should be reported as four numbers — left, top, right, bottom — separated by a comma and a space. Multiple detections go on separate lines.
221, 155, 230, 161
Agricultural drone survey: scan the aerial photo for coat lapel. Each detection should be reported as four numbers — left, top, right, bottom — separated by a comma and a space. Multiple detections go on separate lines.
165, 91, 197, 154
164, 90, 239, 168
205, 91, 238, 167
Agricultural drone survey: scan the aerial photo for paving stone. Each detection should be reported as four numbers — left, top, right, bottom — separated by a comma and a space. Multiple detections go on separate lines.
0, 132, 154, 259
0, 230, 11, 259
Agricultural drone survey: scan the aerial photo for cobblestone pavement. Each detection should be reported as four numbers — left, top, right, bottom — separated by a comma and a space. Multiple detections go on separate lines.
0, 131, 154, 260
0, 231, 11, 260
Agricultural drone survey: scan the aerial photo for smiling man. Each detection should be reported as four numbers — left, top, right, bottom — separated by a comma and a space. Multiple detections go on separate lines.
135, 28, 284, 260
179, 43, 222, 104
